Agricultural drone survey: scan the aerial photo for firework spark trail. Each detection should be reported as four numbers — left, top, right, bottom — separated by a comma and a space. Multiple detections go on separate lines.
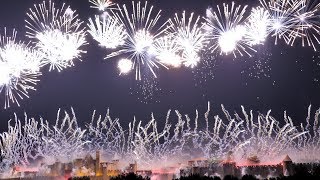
234, 107, 305, 162
88, 14, 127, 49
117, 58, 133, 75
241, 46, 272, 80
204, 2, 256, 57
0, 29, 43, 109
2, 104, 320, 172
85, 109, 127, 156
105, 1, 170, 80
0, 109, 88, 173
292, 105, 320, 162
168, 11, 207, 68
25, 0, 87, 72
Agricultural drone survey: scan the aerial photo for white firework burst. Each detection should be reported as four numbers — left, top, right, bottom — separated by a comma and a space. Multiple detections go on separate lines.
118, 58, 133, 75
26, 0, 87, 72
0, 29, 43, 109
153, 35, 182, 68
169, 11, 207, 68
204, 2, 256, 57
245, 7, 271, 46
288, 0, 320, 51
106, 1, 169, 80
259, 0, 305, 45
88, 14, 127, 49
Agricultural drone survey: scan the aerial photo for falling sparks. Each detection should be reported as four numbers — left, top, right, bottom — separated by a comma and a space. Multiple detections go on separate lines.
1, 104, 320, 172
242, 48, 272, 79
130, 72, 162, 104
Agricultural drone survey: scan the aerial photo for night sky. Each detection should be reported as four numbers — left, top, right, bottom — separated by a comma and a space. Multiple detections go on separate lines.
0, 0, 319, 132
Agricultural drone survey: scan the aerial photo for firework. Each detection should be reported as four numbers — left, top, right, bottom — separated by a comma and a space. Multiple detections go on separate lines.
153, 35, 182, 68
25, 0, 87, 72
259, 0, 305, 45
204, 2, 256, 57
88, 15, 127, 49
118, 58, 133, 75
245, 7, 271, 46
1, 103, 319, 173
0, 29, 42, 109
105, 1, 169, 80
89, 0, 115, 11
288, 0, 320, 51
168, 11, 207, 68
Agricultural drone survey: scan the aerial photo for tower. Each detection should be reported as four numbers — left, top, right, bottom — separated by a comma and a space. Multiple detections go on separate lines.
282, 155, 293, 176
129, 161, 138, 174
223, 161, 236, 177
95, 150, 102, 176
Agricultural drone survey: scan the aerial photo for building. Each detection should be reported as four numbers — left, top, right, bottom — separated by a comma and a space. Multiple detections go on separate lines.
282, 155, 293, 176
179, 155, 313, 179
7, 153, 320, 180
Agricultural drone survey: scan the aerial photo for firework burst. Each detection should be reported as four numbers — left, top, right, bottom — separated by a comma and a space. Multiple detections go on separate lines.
25, 0, 87, 72
153, 35, 182, 68
204, 2, 256, 57
168, 11, 207, 68
88, 14, 127, 49
245, 7, 271, 46
89, 0, 115, 11
288, 0, 320, 51
259, 0, 305, 45
105, 1, 169, 80
0, 29, 42, 109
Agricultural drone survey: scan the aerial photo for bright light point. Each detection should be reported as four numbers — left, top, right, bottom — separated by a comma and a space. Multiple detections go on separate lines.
118, 59, 133, 74
218, 26, 246, 54
219, 31, 237, 53
299, 15, 305, 22
134, 30, 154, 53
180, 39, 194, 53
273, 22, 282, 30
